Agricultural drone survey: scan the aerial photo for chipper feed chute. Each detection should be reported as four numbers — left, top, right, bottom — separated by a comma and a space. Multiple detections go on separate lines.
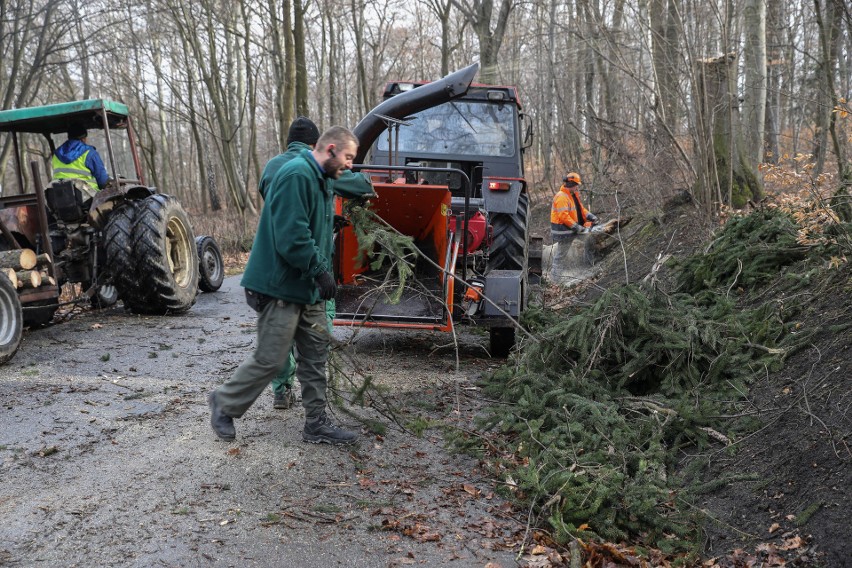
334, 181, 457, 330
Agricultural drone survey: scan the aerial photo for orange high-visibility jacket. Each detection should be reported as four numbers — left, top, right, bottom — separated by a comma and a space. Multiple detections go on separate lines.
550, 184, 591, 229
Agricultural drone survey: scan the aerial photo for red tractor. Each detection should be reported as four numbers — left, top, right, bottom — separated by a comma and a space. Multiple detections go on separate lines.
333, 63, 536, 356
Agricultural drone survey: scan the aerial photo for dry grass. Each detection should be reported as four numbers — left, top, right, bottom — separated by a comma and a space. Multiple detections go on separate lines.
187, 207, 259, 257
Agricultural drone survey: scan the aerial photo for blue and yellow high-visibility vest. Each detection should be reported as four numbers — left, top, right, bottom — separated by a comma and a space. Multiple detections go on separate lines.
52, 151, 98, 191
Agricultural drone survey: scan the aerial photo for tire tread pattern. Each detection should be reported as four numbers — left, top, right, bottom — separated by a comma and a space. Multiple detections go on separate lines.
104, 201, 139, 301
487, 192, 529, 272
125, 195, 199, 314
196, 235, 224, 292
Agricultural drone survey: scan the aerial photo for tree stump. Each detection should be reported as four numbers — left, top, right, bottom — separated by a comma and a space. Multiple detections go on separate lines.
695, 53, 763, 209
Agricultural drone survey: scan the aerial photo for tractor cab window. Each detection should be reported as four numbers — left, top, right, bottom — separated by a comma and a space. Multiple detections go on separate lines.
83, 130, 136, 181
378, 101, 516, 158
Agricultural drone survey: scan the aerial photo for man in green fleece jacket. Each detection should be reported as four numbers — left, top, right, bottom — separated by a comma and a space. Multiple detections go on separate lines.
208, 126, 360, 445
259, 117, 373, 411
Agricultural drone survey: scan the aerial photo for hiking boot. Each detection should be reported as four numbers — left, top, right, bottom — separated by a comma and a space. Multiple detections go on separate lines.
207, 391, 235, 441
273, 387, 296, 410
303, 412, 359, 445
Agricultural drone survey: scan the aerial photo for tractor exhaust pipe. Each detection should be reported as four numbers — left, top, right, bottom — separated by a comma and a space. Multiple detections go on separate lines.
352, 62, 480, 164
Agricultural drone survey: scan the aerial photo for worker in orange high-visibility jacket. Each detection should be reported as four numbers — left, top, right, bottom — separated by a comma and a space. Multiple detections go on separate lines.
550, 172, 598, 241
549, 172, 598, 281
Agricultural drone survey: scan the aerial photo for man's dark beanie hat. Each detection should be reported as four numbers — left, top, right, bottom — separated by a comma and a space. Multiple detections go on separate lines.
287, 117, 320, 145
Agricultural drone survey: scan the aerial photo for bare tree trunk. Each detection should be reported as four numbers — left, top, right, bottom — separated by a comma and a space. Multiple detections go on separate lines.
451, 0, 515, 84
579, 0, 600, 172
424, 0, 459, 77
294, 0, 309, 116
814, 0, 852, 220
743, 0, 767, 166
649, 0, 681, 139
183, 44, 218, 212
351, 0, 370, 117
72, 0, 91, 99
540, 0, 557, 184
764, 0, 785, 163
267, 0, 294, 149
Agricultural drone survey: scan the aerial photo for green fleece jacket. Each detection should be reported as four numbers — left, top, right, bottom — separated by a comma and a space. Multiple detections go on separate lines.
241, 149, 333, 304
259, 141, 373, 201
258, 141, 310, 199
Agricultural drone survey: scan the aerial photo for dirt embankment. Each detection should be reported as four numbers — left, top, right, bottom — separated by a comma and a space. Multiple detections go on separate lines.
536, 195, 851, 565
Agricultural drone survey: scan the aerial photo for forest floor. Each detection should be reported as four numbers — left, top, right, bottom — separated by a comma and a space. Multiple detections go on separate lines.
0, 193, 848, 567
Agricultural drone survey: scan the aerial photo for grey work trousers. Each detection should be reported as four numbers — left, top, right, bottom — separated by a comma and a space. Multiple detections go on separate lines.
216, 299, 330, 420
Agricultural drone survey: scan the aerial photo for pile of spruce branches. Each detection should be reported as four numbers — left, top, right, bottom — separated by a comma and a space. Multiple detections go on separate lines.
464, 208, 846, 554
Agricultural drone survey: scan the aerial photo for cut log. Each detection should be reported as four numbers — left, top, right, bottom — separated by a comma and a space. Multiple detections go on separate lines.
2, 267, 18, 289
599, 216, 632, 235
16, 269, 42, 289
35, 253, 53, 267
39, 270, 56, 286
0, 249, 37, 270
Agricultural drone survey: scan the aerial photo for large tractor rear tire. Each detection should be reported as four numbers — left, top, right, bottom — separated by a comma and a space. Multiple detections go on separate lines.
487, 192, 529, 272
104, 201, 140, 302
0, 272, 23, 364
486, 193, 529, 357
125, 195, 198, 314
196, 235, 224, 292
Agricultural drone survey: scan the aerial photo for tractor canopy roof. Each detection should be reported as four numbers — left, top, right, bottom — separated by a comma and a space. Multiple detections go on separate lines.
0, 99, 130, 135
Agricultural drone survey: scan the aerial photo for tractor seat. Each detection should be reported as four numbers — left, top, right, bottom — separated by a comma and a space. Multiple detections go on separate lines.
45, 179, 96, 223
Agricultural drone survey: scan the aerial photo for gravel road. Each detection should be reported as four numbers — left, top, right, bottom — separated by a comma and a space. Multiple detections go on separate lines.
0, 276, 523, 567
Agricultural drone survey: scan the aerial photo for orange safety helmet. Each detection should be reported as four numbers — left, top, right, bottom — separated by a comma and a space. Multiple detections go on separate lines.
563, 172, 582, 185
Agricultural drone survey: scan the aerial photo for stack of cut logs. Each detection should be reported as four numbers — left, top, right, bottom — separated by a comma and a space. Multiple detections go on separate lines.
0, 249, 55, 290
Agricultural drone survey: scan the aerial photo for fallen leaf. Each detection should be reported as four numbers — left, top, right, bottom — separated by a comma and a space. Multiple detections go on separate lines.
768, 523, 781, 533
227, 448, 241, 456
577, 523, 590, 531
91, 323, 103, 329
462, 484, 480, 497
779, 535, 804, 550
